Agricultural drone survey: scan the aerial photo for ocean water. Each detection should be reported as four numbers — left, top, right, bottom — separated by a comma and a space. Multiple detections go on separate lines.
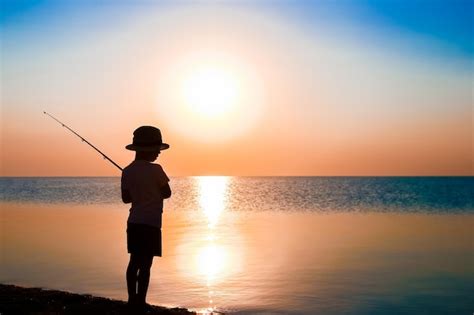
1, 177, 473, 314
1, 176, 473, 212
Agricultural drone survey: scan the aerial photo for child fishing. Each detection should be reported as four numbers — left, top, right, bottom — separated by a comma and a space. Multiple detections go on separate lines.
44, 114, 172, 312
121, 126, 171, 312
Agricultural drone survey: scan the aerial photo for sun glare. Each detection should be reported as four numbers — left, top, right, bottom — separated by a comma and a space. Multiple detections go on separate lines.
175, 176, 243, 313
198, 176, 229, 228
156, 51, 264, 142
183, 67, 238, 119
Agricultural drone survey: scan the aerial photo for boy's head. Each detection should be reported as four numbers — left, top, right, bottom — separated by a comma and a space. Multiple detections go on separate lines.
126, 126, 169, 161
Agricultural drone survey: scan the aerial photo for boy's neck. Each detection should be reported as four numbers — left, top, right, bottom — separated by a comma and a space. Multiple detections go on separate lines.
135, 158, 151, 162
135, 151, 158, 162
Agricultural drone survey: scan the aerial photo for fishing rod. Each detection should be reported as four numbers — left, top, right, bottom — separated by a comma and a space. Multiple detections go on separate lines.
43, 111, 123, 171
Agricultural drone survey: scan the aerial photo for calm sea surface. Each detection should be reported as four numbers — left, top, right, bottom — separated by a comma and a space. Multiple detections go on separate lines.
1, 177, 473, 314
1, 176, 473, 212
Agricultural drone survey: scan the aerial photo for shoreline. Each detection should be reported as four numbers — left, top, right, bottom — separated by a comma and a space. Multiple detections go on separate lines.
0, 284, 197, 315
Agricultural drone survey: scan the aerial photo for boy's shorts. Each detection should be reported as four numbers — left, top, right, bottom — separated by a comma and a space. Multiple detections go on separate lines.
127, 223, 162, 257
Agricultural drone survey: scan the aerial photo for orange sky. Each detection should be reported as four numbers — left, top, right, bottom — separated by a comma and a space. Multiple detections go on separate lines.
1, 104, 471, 176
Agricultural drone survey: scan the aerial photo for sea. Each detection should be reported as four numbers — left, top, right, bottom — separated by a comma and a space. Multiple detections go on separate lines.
1, 177, 473, 314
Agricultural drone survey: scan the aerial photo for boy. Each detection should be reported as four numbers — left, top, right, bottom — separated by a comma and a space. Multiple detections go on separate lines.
121, 126, 171, 311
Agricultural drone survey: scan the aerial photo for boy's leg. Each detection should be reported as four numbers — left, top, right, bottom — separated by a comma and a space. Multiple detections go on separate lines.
126, 254, 140, 303
137, 255, 154, 305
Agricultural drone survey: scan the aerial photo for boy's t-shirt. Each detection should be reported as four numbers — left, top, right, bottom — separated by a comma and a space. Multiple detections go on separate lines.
121, 160, 169, 228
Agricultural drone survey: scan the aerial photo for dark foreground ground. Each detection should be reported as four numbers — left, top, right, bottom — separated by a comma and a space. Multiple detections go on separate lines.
0, 284, 197, 315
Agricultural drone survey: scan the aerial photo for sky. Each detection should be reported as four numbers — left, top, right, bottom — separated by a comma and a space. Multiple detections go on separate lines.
1, 0, 472, 176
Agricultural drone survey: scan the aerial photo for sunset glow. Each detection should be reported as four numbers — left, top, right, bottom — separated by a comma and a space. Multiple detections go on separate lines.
1, 2, 472, 176
155, 51, 264, 144
182, 66, 238, 119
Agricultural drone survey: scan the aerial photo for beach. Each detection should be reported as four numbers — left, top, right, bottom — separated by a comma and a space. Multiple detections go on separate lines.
0, 284, 195, 315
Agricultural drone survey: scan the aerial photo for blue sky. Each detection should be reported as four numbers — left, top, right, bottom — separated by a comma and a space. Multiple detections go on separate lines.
268, 0, 473, 60
2, 0, 472, 59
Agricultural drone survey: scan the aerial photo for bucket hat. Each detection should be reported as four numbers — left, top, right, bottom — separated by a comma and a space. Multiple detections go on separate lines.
125, 126, 170, 151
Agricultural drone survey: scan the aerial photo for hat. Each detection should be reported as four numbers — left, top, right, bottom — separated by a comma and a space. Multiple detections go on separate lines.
125, 126, 170, 151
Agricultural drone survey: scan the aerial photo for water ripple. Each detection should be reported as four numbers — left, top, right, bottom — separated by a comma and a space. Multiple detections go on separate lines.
0, 177, 472, 213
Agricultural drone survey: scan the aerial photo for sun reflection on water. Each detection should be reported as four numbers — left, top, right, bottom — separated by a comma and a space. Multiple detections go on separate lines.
175, 176, 241, 313
198, 176, 228, 229
196, 243, 228, 282
195, 176, 230, 313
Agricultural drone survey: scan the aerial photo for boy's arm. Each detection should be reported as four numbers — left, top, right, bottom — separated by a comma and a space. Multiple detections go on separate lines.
156, 165, 171, 199
122, 188, 132, 203
161, 183, 172, 199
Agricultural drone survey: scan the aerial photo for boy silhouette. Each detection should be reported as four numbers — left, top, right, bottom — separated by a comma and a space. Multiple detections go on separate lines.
121, 126, 171, 311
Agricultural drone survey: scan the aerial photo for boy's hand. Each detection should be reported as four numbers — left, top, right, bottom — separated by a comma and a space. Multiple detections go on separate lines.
121, 189, 132, 204
161, 183, 172, 199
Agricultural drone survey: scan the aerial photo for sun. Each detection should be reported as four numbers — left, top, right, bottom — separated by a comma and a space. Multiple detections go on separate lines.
155, 52, 264, 142
182, 66, 239, 119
